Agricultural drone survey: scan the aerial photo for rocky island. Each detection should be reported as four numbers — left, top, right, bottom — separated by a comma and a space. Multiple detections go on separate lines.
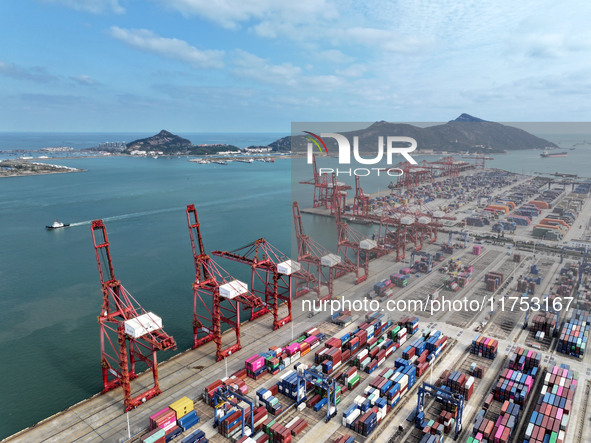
0, 159, 84, 177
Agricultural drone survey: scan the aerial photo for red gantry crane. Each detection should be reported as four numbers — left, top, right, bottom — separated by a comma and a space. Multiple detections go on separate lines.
332, 192, 377, 284
299, 153, 331, 208
299, 153, 351, 212
212, 239, 299, 330
186, 204, 263, 361
91, 220, 176, 412
293, 201, 350, 300
353, 175, 370, 217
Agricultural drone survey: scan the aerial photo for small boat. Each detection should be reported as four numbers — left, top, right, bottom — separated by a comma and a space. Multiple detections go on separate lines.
46, 219, 70, 230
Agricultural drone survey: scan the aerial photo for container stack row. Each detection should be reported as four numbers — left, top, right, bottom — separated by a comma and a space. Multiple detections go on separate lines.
484, 272, 504, 292
342, 364, 417, 437
471, 335, 498, 359
142, 397, 201, 443
530, 312, 557, 336
557, 309, 590, 358
522, 365, 577, 443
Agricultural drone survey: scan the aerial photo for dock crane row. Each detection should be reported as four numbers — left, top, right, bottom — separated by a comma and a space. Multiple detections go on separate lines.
212, 238, 299, 330
293, 201, 350, 300
91, 220, 177, 411
186, 204, 264, 361
332, 191, 378, 284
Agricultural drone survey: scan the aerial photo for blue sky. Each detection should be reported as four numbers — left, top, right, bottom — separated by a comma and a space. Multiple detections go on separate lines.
1, 0, 591, 132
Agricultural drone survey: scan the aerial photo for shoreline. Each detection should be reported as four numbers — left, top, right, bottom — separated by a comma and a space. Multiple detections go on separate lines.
0, 159, 85, 178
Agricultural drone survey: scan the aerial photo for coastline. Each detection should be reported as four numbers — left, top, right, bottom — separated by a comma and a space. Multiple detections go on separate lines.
0, 159, 85, 178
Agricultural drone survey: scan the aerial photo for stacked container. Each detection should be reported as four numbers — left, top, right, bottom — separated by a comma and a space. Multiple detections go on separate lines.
141, 428, 166, 443
557, 309, 590, 358
493, 368, 534, 405
256, 388, 283, 415
523, 365, 576, 443
245, 355, 267, 380
484, 272, 504, 292
471, 335, 498, 359
398, 316, 419, 335
181, 429, 207, 443
508, 347, 541, 373
150, 408, 177, 433
531, 311, 557, 335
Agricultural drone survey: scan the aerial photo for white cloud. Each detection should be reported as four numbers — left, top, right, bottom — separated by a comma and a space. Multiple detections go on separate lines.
332, 27, 429, 54
336, 64, 367, 78
109, 27, 224, 68
315, 49, 353, 64
42, 0, 125, 14
232, 50, 301, 86
0, 61, 57, 83
70, 75, 99, 86
161, 0, 337, 29
231, 50, 347, 93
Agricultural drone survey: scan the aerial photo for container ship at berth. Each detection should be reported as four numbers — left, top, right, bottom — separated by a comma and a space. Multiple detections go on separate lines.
540, 151, 567, 158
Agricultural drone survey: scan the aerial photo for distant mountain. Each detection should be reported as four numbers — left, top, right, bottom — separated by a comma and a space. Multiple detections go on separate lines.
452, 113, 486, 122
126, 130, 239, 155
273, 115, 558, 153
127, 130, 193, 153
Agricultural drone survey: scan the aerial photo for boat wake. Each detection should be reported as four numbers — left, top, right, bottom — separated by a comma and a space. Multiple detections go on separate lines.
68, 207, 182, 227
65, 189, 288, 228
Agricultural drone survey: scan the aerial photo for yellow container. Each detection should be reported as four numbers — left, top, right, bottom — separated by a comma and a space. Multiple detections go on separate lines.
169, 396, 194, 419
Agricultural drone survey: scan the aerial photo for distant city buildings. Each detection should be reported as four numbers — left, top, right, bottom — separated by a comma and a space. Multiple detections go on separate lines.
244, 147, 272, 153
98, 141, 127, 151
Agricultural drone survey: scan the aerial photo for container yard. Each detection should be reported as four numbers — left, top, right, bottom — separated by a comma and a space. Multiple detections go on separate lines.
5, 161, 591, 443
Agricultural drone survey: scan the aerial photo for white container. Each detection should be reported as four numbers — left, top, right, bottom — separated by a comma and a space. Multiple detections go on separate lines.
347, 409, 361, 424
360, 239, 377, 250
124, 312, 162, 338
321, 253, 341, 267
280, 370, 294, 380
219, 280, 248, 299
297, 402, 306, 411
277, 260, 301, 275
285, 416, 300, 428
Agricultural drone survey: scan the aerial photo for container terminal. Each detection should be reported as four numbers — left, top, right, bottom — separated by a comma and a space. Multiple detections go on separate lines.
4, 156, 591, 443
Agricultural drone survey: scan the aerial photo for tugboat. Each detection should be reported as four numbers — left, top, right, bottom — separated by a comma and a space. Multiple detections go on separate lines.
46, 219, 70, 230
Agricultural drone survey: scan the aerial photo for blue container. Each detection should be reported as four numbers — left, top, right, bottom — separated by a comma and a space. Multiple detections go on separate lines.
314, 397, 328, 412
165, 427, 183, 443
182, 429, 206, 443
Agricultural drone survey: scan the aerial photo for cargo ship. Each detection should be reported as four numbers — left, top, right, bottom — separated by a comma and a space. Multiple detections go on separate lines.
540, 151, 567, 158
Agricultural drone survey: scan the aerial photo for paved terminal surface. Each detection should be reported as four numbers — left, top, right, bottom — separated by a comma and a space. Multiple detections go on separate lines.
6, 168, 591, 443
7, 241, 591, 443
